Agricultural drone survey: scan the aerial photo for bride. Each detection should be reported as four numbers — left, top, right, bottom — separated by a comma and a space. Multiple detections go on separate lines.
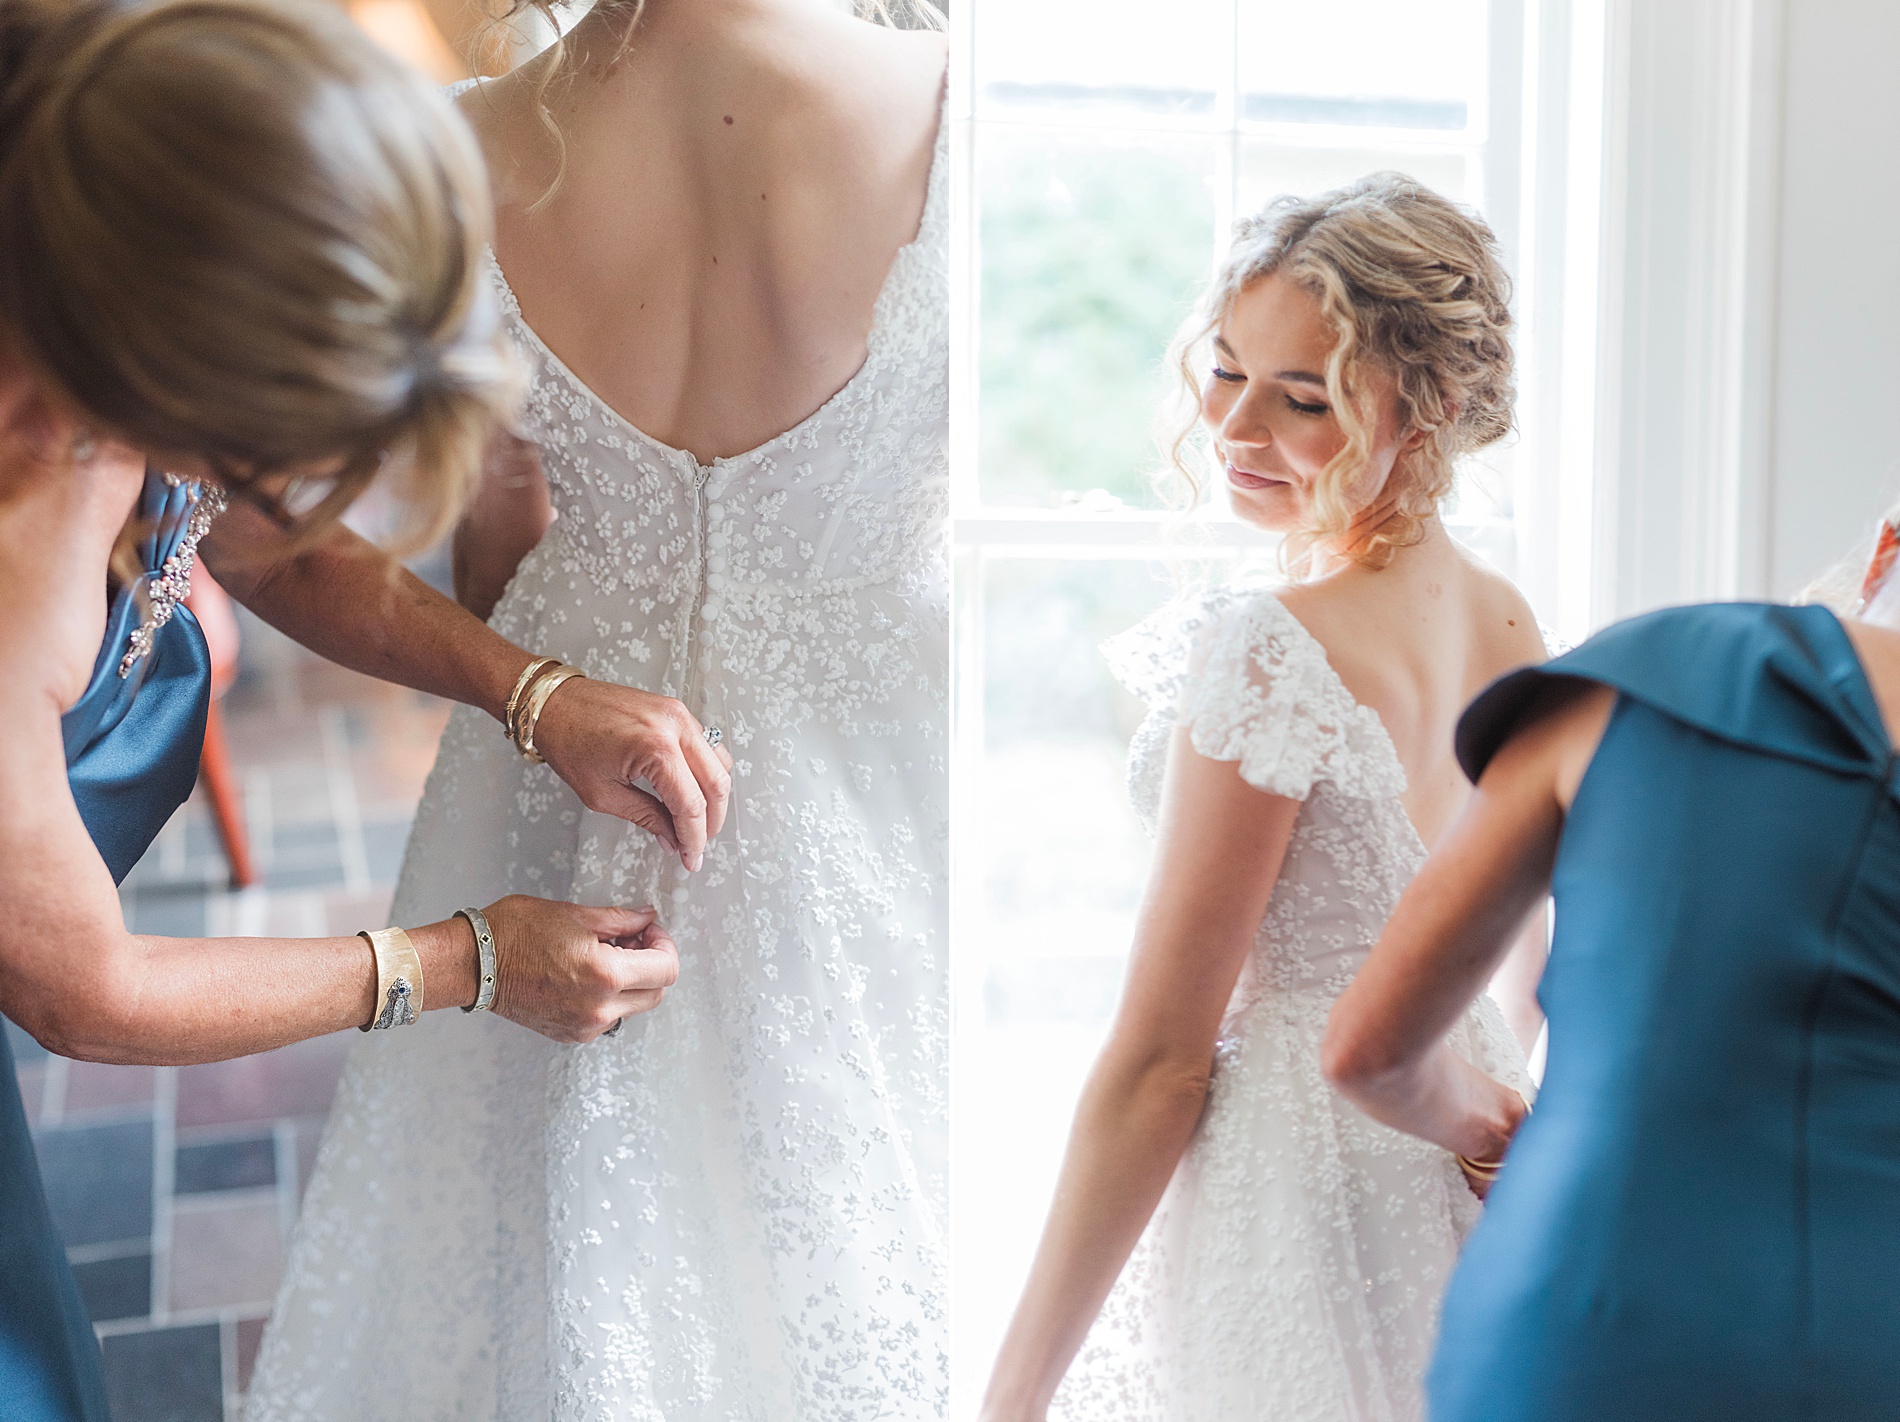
245, 2, 948, 1418
980, 174, 1542, 1422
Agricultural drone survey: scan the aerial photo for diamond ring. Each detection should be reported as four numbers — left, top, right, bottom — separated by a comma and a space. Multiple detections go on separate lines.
703, 725, 724, 748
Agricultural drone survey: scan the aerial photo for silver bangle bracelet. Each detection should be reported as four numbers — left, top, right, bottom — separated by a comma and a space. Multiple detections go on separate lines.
455, 906, 498, 1014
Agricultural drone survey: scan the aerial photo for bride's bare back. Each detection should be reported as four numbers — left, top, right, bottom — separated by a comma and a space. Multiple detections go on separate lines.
461, 0, 946, 464
1282, 534, 1546, 851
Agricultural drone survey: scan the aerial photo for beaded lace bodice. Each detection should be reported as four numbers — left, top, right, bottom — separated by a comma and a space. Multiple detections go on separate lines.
247, 97, 949, 1422
1052, 584, 1529, 1422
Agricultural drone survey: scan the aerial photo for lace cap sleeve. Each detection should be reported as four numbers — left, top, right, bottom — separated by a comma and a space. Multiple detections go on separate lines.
1103, 586, 1405, 802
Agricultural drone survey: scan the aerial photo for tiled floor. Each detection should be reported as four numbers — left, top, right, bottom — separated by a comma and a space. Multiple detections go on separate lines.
7, 602, 451, 1422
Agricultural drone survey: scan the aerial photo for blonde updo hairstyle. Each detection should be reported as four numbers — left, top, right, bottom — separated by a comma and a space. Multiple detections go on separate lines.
1169, 172, 1516, 574
0, 0, 516, 550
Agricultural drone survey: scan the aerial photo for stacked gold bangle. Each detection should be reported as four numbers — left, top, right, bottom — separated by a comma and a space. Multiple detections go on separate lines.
1456, 1089, 1533, 1187
503, 655, 587, 764
1455, 1151, 1506, 1185
358, 926, 423, 1031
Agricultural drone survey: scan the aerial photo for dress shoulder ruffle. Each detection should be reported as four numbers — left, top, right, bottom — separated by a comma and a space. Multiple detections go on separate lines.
1103, 583, 1406, 804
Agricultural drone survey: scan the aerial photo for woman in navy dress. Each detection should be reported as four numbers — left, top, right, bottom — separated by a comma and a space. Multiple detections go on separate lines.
1323, 595, 1900, 1421
0, 1, 739, 1416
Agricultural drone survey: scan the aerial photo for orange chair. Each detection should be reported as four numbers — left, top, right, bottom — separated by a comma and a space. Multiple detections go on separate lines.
184, 571, 256, 889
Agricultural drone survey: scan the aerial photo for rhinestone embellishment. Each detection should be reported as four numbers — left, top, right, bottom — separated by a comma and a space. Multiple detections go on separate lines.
372, 977, 417, 1030
119, 481, 229, 678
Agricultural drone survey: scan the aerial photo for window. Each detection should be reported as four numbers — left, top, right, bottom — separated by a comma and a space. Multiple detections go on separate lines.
949, 0, 1548, 1403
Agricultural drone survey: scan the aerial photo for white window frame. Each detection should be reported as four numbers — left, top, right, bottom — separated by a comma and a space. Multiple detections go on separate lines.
946, 5, 1610, 1401
947, 0, 1596, 884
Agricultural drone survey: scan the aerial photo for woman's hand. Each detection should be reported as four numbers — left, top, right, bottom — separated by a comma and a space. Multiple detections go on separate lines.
1456, 1078, 1531, 1200
477, 895, 679, 1044
529, 679, 734, 871
203, 502, 734, 872
1324, 682, 1610, 1162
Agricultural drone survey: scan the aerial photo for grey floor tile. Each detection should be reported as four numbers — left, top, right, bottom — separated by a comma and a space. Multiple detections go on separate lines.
5, 1013, 48, 1064
34, 1119, 153, 1247
361, 820, 413, 882
169, 1197, 282, 1311
175, 1136, 276, 1194
233, 1315, 267, 1392
262, 861, 346, 891
127, 891, 207, 939
181, 815, 221, 864
72, 1251, 152, 1324
101, 1324, 223, 1422
334, 706, 373, 748
272, 821, 340, 857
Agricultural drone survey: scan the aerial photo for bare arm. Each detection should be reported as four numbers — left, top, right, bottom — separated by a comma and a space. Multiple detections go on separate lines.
1321, 683, 1613, 1160
980, 732, 1300, 1422
0, 486, 674, 1064
0, 754, 677, 1066
1490, 903, 1549, 1057
0, 630, 679, 1062
454, 429, 553, 622
202, 492, 731, 870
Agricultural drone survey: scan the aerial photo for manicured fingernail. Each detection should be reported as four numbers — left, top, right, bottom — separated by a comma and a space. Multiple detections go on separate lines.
688, 851, 704, 873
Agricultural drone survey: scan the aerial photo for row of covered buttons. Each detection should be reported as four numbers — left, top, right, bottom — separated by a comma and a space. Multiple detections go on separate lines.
698, 465, 733, 673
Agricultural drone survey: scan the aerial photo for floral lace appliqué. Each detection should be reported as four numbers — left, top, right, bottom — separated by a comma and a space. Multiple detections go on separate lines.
246, 95, 950, 1422
1060, 583, 1532, 1422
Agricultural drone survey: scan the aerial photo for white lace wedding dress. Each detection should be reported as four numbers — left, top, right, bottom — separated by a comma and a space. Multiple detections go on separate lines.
244, 108, 948, 1422
1053, 584, 1532, 1422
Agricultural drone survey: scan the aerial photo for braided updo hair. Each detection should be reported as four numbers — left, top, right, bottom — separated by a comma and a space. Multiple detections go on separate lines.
1169, 172, 1516, 572
0, 0, 516, 549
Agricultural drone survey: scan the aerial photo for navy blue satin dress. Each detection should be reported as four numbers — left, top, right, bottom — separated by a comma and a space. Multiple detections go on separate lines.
1430, 602, 1900, 1422
1, 473, 213, 1422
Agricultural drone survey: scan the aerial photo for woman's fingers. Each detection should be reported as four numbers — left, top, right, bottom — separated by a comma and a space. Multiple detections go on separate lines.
582, 780, 682, 858
645, 748, 712, 871
481, 896, 683, 1043
602, 925, 679, 994
528, 680, 731, 871
572, 903, 658, 942
678, 727, 733, 841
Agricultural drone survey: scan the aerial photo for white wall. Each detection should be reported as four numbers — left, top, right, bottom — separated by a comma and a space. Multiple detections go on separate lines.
1578, 0, 1900, 618
1765, 0, 1900, 597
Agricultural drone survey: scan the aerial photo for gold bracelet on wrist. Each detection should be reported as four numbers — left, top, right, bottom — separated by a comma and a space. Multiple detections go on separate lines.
1456, 1090, 1533, 1184
507, 657, 572, 750
1455, 1153, 1505, 1182
516, 664, 585, 764
503, 656, 562, 746
358, 926, 424, 1031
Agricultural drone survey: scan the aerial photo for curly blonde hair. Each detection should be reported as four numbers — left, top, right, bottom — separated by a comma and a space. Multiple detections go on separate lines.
1167, 172, 1516, 574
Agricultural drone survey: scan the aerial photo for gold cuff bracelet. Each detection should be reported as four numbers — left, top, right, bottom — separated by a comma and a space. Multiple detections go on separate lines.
358, 926, 423, 1031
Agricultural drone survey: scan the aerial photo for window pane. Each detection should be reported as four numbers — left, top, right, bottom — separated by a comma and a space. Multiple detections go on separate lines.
1235, 142, 1472, 215
974, 0, 1227, 120
1238, 0, 1488, 131
978, 135, 1217, 509
955, 555, 1179, 1404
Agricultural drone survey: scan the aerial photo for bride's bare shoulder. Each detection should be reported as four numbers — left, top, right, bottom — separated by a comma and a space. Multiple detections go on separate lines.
768, 19, 946, 163
1455, 551, 1548, 664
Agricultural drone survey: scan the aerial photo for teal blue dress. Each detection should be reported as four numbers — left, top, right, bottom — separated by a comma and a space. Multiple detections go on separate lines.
1431, 602, 1900, 1422
0, 472, 213, 1422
